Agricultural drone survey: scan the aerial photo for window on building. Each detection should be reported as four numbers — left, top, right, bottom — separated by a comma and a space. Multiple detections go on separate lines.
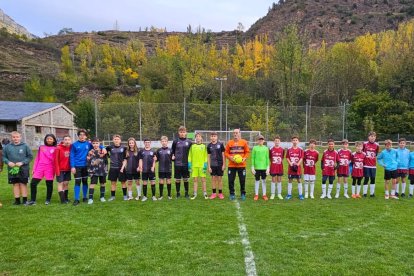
35, 126, 42, 133
4, 123, 17, 133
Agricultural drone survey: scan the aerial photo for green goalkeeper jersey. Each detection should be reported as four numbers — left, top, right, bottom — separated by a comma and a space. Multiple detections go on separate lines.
188, 143, 207, 168
252, 145, 270, 170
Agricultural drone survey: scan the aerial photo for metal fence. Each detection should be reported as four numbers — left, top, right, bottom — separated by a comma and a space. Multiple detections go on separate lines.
95, 101, 350, 142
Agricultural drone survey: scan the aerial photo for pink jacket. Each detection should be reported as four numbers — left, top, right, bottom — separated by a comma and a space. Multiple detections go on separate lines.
33, 145, 57, 175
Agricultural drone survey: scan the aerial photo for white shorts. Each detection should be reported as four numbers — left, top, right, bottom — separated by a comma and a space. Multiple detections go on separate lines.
304, 174, 316, 181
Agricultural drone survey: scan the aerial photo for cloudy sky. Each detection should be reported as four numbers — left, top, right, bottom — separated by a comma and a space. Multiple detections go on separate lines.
1, 0, 273, 37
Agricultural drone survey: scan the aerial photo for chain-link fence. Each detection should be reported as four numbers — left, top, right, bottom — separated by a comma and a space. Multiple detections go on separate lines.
95, 101, 350, 143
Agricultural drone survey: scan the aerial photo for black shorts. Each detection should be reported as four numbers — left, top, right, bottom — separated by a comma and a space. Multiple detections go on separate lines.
56, 171, 71, 182
158, 172, 172, 179
397, 169, 408, 178
8, 177, 29, 184
337, 174, 349, 177
363, 167, 376, 178
108, 168, 126, 182
254, 170, 267, 181
210, 166, 224, 177
322, 175, 335, 184
270, 173, 283, 177
126, 173, 140, 181
142, 172, 156, 181
384, 170, 398, 180
288, 175, 301, 180
90, 175, 106, 185
174, 166, 189, 179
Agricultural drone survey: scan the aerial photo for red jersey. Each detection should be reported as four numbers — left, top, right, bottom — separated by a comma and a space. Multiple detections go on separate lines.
337, 148, 352, 175
269, 147, 284, 175
54, 142, 72, 174
286, 147, 304, 175
322, 149, 338, 176
303, 149, 319, 175
363, 141, 379, 168
352, 151, 366, 178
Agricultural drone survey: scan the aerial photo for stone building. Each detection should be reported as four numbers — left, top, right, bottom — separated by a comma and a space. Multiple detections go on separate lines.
0, 101, 76, 148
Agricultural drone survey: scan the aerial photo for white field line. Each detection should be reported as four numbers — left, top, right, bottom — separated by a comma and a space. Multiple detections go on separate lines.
235, 200, 257, 276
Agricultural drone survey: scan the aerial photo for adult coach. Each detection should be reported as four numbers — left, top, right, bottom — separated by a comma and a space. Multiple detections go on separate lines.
225, 128, 250, 201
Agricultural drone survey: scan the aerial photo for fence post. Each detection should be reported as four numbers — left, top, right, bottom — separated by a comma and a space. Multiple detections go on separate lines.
305, 102, 308, 143
226, 101, 228, 141
342, 102, 345, 140
139, 100, 142, 143
183, 97, 186, 127
266, 101, 269, 140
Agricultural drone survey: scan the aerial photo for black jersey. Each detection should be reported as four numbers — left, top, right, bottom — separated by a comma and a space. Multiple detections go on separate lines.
156, 147, 172, 173
171, 138, 192, 166
139, 148, 155, 173
207, 141, 225, 167
125, 150, 139, 174
106, 145, 127, 169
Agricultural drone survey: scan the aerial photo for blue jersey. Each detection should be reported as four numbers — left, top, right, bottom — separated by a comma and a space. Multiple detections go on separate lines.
409, 152, 414, 169
70, 140, 93, 168
378, 148, 398, 171
397, 148, 410, 170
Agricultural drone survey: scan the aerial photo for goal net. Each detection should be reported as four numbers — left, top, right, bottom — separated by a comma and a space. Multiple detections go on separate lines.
193, 130, 262, 148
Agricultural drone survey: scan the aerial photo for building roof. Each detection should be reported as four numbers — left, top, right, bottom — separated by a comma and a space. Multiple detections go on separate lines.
0, 101, 62, 122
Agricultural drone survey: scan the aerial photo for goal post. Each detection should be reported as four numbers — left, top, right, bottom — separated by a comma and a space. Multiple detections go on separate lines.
194, 130, 262, 148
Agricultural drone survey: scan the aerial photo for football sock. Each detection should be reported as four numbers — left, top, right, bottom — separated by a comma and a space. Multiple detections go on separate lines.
82, 183, 88, 199
344, 183, 348, 194
22, 197, 27, 204
409, 184, 414, 195
175, 182, 181, 194
137, 185, 142, 197
396, 183, 400, 194
363, 184, 368, 195
336, 183, 341, 194
321, 184, 326, 196
167, 184, 172, 196
271, 182, 276, 195
59, 191, 65, 203
310, 181, 315, 196
219, 189, 223, 194
74, 185, 81, 200
46, 180, 53, 201
357, 185, 361, 195
111, 191, 116, 197
122, 188, 127, 196
328, 184, 333, 195
15, 197, 21, 204
304, 181, 308, 196
151, 185, 156, 196
288, 182, 292, 195
352, 185, 356, 195
100, 186, 105, 198
277, 182, 282, 195
159, 184, 164, 196
298, 183, 303, 196
385, 190, 389, 196
212, 188, 217, 194
402, 182, 406, 194
64, 190, 69, 201
255, 181, 259, 195
184, 181, 189, 194
261, 179, 266, 195
89, 188, 94, 199
391, 189, 396, 196
143, 185, 147, 197
30, 178, 40, 201
128, 191, 132, 197
370, 184, 375, 195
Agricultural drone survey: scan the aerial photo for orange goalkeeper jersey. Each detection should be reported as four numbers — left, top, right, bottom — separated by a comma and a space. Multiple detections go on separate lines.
225, 139, 250, 168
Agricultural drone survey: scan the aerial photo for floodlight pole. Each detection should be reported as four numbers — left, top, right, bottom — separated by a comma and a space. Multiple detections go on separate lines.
215, 77, 227, 131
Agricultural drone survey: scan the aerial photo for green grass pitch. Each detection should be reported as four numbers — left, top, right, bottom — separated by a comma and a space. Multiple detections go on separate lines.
1, 150, 414, 275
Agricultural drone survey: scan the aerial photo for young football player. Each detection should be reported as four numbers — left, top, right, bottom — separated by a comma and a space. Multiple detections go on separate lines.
139, 139, 157, 201
303, 139, 319, 199
171, 126, 192, 199
106, 134, 127, 201
408, 143, 414, 198
156, 136, 173, 200
351, 142, 365, 198
378, 140, 399, 199
363, 131, 379, 197
55, 135, 72, 204
320, 139, 338, 199
87, 138, 108, 204
251, 135, 270, 201
336, 139, 352, 198
121, 138, 141, 200
396, 138, 409, 197
207, 132, 225, 200
269, 136, 285, 200
285, 135, 304, 200
28, 134, 58, 205
2, 131, 33, 205
188, 133, 208, 200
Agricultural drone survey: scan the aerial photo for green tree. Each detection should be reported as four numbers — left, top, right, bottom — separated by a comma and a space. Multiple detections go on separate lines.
72, 99, 95, 137
23, 76, 56, 102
